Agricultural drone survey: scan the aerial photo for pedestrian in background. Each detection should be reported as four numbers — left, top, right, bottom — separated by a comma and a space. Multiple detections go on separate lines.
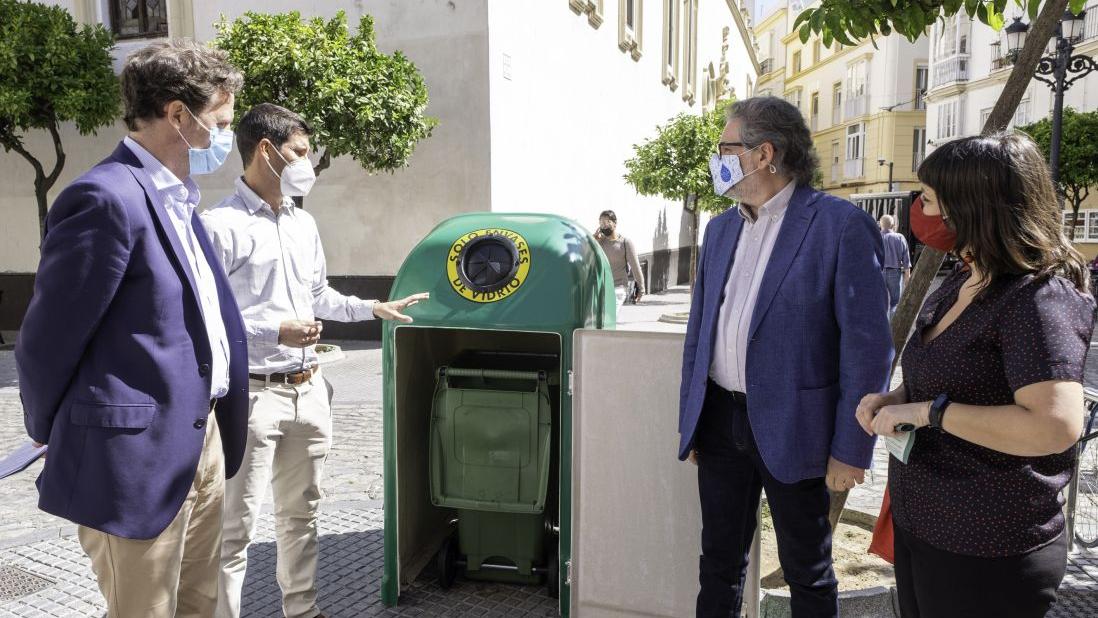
880, 214, 911, 320
857, 132, 1095, 618
594, 210, 646, 308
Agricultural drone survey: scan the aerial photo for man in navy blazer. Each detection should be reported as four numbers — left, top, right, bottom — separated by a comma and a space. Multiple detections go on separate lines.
680, 97, 893, 617
16, 41, 247, 617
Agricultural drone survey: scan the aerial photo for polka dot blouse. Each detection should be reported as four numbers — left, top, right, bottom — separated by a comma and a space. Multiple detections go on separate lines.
890, 265, 1096, 558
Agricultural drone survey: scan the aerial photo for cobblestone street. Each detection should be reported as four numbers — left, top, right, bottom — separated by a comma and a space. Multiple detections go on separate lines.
0, 289, 1096, 616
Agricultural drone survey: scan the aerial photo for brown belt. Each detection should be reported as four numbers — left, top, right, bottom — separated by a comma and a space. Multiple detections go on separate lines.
249, 367, 316, 386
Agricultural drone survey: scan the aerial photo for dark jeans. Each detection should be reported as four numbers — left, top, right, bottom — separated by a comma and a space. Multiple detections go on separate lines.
884, 268, 903, 318
695, 381, 838, 618
894, 524, 1067, 618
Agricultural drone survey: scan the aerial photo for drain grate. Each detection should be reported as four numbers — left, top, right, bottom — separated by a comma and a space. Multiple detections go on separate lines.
0, 564, 54, 601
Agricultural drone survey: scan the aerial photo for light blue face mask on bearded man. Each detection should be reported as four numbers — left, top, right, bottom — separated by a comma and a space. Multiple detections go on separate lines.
708, 144, 764, 198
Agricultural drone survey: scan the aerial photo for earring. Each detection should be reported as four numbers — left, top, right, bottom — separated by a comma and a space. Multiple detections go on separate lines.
768, 164, 777, 174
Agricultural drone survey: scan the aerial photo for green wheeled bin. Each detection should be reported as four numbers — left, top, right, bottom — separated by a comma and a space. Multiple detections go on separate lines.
380, 213, 615, 615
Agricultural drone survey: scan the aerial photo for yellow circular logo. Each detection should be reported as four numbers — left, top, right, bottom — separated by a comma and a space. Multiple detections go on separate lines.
447, 228, 531, 303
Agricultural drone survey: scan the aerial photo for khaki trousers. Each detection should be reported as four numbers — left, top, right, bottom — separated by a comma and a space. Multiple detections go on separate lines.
78, 411, 224, 618
217, 368, 332, 618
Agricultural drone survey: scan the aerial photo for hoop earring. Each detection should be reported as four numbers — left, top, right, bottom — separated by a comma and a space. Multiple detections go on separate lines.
768, 164, 777, 174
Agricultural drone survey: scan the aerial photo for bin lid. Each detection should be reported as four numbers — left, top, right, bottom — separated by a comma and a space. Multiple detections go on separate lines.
388, 213, 616, 333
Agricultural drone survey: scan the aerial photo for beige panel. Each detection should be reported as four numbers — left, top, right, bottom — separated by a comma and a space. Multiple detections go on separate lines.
168, 0, 196, 39
571, 330, 700, 617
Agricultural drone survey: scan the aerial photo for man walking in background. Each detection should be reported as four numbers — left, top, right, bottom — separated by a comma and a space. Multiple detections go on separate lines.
202, 103, 427, 618
880, 214, 911, 320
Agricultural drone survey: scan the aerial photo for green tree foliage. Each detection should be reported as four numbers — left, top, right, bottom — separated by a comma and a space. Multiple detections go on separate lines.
624, 100, 735, 215
0, 0, 119, 242
624, 100, 738, 286
794, 0, 1086, 46
215, 11, 437, 182
1020, 108, 1098, 239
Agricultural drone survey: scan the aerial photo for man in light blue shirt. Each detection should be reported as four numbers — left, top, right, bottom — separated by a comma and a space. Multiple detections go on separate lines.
880, 214, 911, 319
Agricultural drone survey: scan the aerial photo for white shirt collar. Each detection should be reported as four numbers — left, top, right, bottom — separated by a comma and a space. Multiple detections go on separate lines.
234, 176, 295, 217
737, 180, 797, 223
123, 136, 200, 206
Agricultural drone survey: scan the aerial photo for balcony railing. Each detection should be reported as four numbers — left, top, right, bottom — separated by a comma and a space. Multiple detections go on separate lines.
844, 94, 868, 119
932, 54, 969, 87
759, 58, 774, 74
844, 158, 864, 178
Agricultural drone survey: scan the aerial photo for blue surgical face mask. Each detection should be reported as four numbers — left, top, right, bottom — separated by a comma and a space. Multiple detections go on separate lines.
709, 144, 763, 198
177, 107, 234, 176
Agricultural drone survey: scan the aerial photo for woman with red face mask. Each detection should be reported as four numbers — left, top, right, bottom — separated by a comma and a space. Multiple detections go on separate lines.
855, 132, 1095, 618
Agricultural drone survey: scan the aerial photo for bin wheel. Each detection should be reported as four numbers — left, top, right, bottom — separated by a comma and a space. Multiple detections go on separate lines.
438, 535, 458, 590
547, 551, 559, 599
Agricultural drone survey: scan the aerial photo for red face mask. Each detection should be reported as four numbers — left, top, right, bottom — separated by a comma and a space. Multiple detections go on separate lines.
909, 195, 957, 253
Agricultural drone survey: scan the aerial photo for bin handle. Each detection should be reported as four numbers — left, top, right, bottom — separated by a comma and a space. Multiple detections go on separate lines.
440, 367, 545, 383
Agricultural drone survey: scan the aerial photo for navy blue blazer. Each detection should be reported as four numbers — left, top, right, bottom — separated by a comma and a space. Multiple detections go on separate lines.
16, 142, 249, 539
679, 185, 893, 483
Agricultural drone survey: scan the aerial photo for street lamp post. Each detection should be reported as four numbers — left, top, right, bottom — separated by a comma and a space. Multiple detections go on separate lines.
1007, 12, 1098, 191
878, 158, 895, 192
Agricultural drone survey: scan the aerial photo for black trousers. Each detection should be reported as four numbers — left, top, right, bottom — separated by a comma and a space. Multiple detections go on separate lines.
695, 381, 838, 618
894, 524, 1068, 618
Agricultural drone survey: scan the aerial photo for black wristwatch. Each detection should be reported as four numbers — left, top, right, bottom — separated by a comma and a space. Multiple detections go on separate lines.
928, 394, 951, 431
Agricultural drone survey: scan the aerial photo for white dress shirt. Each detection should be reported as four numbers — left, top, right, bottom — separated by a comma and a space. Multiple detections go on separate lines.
709, 181, 797, 393
200, 177, 377, 375
123, 137, 230, 399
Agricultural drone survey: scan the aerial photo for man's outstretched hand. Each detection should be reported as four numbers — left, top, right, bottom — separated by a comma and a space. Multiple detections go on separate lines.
373, 292, 430, 323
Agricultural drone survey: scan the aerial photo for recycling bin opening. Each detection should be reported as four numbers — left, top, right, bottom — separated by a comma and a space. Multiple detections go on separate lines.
391, 326, 561, 594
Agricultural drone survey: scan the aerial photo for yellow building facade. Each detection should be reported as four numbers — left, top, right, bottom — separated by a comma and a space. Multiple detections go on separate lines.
752, 2, 929, 199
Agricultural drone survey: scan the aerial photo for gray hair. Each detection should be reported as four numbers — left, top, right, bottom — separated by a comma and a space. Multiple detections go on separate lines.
121, 39, 243, 131
726, 97, 819, 186
880, 214, 896, 230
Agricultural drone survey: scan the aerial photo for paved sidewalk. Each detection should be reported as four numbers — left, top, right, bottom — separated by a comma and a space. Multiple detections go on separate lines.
1, 288, 1096, 616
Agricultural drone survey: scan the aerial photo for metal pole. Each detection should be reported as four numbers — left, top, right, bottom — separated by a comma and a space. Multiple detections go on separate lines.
888, 162, 894, 192
1050, 32, 1068, 191
1067, 446, 1080, 553
743, 501, 763, 617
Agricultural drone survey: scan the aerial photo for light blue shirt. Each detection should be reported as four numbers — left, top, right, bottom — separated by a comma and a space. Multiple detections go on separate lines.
123, 136, 231, 399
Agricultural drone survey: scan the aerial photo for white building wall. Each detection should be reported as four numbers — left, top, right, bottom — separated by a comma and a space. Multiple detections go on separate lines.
484, 0, 754, 267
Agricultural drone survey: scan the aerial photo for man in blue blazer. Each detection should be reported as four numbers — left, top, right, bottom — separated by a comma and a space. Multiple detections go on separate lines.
16, 41, 247, 617
680, 97, 893, 617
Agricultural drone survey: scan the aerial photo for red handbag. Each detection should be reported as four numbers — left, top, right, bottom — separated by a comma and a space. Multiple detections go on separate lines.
868, 484, 895, 564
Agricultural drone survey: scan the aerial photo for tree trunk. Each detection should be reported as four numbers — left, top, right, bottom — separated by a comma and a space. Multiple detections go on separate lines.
827, 0, 1067, 530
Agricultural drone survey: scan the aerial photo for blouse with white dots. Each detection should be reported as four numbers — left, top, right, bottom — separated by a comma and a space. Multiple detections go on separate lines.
890, 265, 1096, 558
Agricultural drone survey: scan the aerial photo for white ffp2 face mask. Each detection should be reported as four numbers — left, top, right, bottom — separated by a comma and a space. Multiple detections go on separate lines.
709, 144, 763, 198
266, 146, 317, 197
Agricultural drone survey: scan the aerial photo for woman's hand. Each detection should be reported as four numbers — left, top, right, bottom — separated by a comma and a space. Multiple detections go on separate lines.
855, 387, 908, 435
869, 401, 933, 438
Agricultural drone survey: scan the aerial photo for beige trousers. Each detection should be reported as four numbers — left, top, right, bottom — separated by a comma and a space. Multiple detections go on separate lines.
217, 368, 332, 618
78, 412, 224, 618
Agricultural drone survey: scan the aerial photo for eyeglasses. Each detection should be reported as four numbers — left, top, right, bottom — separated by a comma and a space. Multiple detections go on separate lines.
717, 141, 751, 156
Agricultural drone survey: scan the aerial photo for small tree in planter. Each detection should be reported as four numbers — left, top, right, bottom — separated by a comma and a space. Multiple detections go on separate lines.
214, 10, 437, 205
0, 0, 119, 243
624, 100, 735, 288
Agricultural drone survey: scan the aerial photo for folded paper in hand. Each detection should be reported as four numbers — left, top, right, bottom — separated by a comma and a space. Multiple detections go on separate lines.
885, 431, 915, 465
0, 441, 47, 480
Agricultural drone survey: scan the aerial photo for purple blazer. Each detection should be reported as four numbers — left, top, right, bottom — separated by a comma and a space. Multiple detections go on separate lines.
678, 185, 894, 483
16, 142, 249, 540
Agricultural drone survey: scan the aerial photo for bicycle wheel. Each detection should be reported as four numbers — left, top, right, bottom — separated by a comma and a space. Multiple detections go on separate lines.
1075, 435, 1098, 548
